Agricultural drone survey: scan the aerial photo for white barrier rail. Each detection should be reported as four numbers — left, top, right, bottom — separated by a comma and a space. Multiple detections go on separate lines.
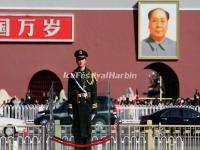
1, 124, 200, 150
1, 104, 200, 123
0, 104, 48, 122
59, 125, 200, 150
116, 105, 200, 123
0, 125, 47, 150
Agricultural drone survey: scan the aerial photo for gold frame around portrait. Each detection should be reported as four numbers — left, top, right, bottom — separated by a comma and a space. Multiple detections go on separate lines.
138, 0, 179, 60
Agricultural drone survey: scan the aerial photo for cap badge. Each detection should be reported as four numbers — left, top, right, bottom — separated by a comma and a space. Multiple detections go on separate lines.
79, 50, 83, 55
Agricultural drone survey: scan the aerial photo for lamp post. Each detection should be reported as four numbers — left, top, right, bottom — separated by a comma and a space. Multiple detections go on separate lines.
159, 76, 163, 101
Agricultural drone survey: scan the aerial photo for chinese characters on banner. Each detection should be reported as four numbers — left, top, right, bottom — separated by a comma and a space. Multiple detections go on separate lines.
0, 15, 74, 42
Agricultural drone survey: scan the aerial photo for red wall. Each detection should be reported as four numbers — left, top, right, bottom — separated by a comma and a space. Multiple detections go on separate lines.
0, 9, 200, 99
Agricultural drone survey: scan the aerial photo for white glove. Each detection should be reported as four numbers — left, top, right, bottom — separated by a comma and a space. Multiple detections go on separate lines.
69, 114, 73, 120
91, 114, 95, 120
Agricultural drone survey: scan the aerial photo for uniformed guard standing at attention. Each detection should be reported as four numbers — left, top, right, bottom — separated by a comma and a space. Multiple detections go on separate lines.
68, 49, 97, 150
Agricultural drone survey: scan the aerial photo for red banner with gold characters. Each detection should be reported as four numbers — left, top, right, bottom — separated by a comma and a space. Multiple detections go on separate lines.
0, 14, 74, 42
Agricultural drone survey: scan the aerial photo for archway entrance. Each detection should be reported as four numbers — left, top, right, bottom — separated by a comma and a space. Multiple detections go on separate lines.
28, 70, 63, 103
145, 63, 179, 99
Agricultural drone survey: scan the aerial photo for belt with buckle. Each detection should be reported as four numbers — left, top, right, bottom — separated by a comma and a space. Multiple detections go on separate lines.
78, 93, 88, 98
77, 92, 91, 99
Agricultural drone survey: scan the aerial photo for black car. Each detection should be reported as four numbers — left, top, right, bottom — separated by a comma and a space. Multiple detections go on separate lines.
140, 107, 200, 125
34, 96, 119, 125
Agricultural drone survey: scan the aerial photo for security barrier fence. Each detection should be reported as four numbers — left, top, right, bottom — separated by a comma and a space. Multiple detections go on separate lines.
1, 124, 200, 150
116, 105, 200, 123
0, 104, 48, 122
1, 104, 200, 123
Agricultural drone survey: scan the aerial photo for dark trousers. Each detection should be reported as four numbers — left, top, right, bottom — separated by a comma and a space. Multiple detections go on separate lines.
74, 136, 91, 150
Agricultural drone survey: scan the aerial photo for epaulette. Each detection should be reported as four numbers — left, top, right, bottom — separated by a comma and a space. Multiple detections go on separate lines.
92, 103, 97, 109
68, 104, 73, 109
